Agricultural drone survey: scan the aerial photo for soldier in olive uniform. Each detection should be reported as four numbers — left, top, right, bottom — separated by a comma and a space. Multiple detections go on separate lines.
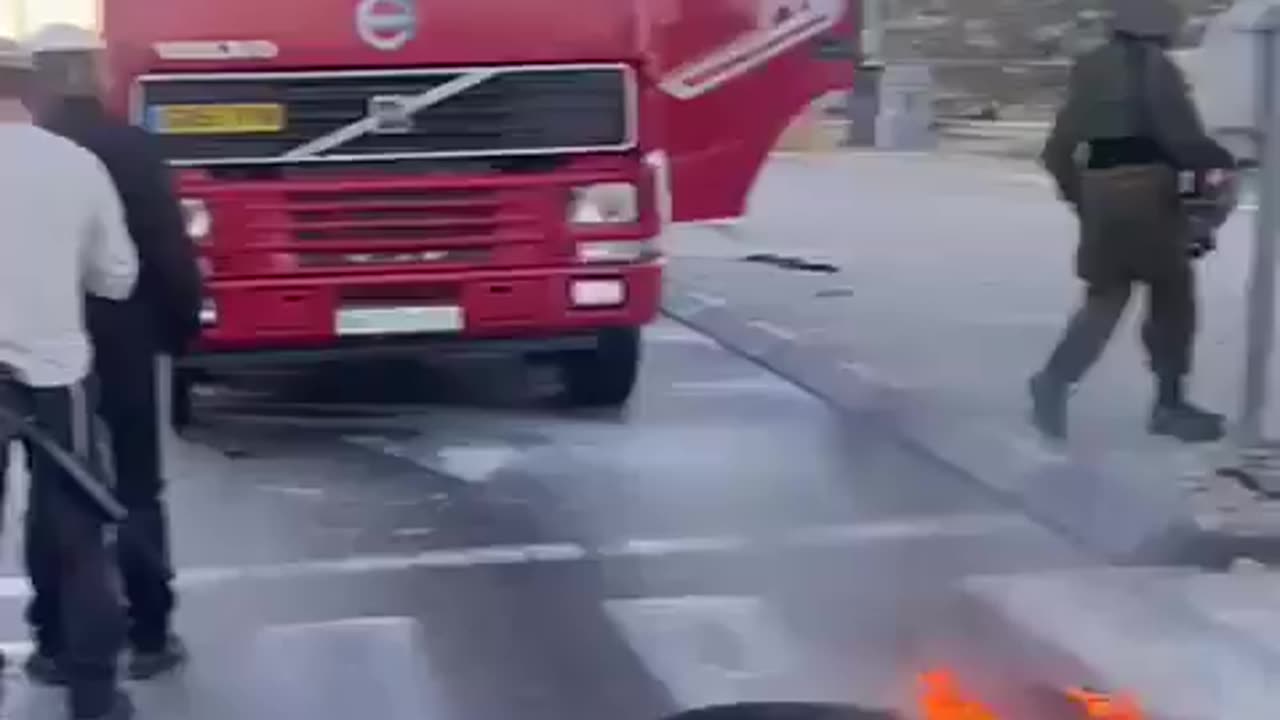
1030, 0, 1236, 443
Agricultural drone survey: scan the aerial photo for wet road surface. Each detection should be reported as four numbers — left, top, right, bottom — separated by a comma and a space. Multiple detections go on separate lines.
0, 320, 1094, 719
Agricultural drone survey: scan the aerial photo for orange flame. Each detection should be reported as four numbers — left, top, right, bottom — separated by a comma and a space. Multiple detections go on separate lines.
916, 671, 1147, 720
917, 671, 1000, 720
1064, 688, 1146, 720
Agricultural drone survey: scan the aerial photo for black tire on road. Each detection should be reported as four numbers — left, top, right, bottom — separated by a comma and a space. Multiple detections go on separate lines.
558, 327, 641, 407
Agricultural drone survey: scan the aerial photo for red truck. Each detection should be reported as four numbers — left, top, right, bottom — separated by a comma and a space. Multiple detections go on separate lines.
100, 0, 857, 421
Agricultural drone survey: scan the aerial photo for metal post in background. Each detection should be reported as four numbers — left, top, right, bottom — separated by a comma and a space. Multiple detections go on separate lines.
846, 0, 886, 147
1234, 13, 1280, 494
861, 0, 884, 61
1240, 23, 1280, 442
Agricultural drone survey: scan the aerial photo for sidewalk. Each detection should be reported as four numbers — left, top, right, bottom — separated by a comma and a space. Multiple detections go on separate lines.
662, 152, 1279, 562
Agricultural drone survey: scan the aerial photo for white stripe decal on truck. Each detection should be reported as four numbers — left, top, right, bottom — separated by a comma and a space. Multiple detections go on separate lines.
658, 0, 845, 100
282, 70, 498, 160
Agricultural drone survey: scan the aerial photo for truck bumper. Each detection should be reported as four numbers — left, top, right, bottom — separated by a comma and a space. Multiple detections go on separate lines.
183, 261, 662, 369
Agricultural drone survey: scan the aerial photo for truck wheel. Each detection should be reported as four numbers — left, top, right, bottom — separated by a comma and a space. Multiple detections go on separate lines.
171, 367, 194, 431
558, 328, 641, 407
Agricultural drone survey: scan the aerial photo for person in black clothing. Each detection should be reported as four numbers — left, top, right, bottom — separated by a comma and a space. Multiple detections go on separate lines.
23, 23, 202, 684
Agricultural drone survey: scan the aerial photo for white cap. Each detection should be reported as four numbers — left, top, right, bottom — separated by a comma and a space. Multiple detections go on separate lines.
0, 37, 33, 70
24, 23, 104, 54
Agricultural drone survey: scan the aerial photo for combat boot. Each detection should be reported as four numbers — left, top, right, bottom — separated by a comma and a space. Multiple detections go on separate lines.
1029, 372, 1069, 441
1149, 401, 1225, 443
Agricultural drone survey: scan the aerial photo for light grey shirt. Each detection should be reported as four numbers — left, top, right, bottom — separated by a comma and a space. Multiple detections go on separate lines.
0, 122, 138, 387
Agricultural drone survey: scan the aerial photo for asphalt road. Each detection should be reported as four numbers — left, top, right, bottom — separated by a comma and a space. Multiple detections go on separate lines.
0, 320, 1093, 720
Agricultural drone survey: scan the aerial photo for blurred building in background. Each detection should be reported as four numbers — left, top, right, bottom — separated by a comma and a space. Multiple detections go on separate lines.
879, 0, 1233, 119
0, 0, 97, 38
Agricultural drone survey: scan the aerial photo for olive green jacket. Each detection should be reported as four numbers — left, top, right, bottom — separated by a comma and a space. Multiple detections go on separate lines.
1041, 39, 1211, 206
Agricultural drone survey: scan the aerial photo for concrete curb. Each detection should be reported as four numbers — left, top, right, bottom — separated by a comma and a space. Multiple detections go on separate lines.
662, 281, 1279, 566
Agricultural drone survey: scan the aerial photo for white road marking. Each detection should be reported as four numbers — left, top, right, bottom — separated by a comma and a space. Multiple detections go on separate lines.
644, 326, 721, 347
786, 512, 1032, 546
748, 320, 798, 342
601, 536, 752, 557
250, 616, 441, 720
345, 436, 523, 483
392, 528, 436, 538
841, 361, 910, 393
685, 292, 728, 308
256, 484, 328, 500
434, 445, 520, 483
1006, 173, 1052, 188
668, 377, 798, 396
0, 512, 1030, 600
603, 595, 809, 708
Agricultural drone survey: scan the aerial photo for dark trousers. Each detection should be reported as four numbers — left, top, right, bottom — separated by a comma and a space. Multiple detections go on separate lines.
103, 351, 175, 651
0, 377, 124, 718
1046, 164, 1197, 387
1044, 264, 1196, 385
28, 349, 175, 654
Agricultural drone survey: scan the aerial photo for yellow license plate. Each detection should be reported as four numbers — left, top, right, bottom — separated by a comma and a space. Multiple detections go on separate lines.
149, 103, 285, 135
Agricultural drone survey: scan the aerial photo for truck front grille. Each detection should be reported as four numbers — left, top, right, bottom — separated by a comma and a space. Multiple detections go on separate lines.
135, 64, 635, 166
239, 185, 552, 271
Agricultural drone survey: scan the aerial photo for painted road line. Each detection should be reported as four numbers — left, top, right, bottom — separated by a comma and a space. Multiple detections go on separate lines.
785, 512, 1033, 547
644, 325, 723, 347
345, 435, 525, 484
249, 616, 444, 720
604, 595, 805, 708
0, 512, 1031, 600
747, 320, 799, 342
600, 536, 752, 558
606, 593, 895, 711
685, 292, 729, 308
667, 376, 800, 396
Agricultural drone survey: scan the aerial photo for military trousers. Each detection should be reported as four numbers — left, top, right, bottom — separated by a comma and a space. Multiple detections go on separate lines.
1044, 266, 1195, 384
1044, 164, 1196, 384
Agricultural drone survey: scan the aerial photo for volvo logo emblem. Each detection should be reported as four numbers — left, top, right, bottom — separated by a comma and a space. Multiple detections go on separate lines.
367, 95, 415, 134
356, 0, 418, 52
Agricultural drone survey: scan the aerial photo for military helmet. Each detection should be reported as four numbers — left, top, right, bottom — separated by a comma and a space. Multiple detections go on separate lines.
1110, 0, 1186, 39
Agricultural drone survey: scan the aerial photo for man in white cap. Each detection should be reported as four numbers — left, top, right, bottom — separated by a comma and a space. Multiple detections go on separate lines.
0, 35, 136, 720
22, 22, 201, 687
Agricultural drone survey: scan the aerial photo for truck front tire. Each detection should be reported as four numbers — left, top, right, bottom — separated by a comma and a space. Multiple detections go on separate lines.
558, 327, 641, 407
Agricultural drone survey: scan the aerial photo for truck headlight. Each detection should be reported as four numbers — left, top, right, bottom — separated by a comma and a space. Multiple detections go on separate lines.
180, 198, 212, 242
199, 298, 217, 326
577, 240, 656, 264
568, 182, 638, 225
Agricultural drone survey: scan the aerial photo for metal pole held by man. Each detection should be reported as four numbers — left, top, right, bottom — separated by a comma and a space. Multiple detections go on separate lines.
0, 36, 137, 720
1029, 0, 1241, 444
20, 22, 204, 688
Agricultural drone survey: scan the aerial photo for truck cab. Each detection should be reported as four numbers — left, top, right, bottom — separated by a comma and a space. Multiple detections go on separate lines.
100, 0, 858, 420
